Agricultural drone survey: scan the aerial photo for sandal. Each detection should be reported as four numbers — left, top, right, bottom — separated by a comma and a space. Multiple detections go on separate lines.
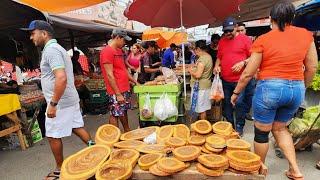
285, 170, 304, 180
316, 161, 320, 170
45, 170, 60, 180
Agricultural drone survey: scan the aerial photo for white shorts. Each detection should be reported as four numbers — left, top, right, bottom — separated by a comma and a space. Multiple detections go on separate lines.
191, 88, 212, 113
45, 103, 84, 138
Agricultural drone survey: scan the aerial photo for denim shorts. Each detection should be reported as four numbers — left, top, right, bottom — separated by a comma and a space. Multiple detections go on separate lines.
252, 79, 305, 124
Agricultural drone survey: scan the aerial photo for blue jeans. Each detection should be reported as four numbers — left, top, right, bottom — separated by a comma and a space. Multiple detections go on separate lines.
253, 79, 305, 124
222, 79, 256, 133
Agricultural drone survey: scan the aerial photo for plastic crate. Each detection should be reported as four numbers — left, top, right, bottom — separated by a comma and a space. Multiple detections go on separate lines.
88, 90, 108, 103
134, 84, 181, 122
85, 101, 108, 115
27, 118, 40, 131
31, 128, 43, 143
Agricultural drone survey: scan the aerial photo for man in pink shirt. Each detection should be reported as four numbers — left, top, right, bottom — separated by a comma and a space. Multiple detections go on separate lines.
214, 17, 255, 136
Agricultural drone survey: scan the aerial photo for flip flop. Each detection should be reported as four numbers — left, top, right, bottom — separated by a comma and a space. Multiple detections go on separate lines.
285, 170, 304, 180
45, 170, 60, 180
316, 161, 320, 170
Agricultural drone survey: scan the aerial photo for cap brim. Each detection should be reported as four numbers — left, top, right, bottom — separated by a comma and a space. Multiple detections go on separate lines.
20, 27, 35, 31
124, 35, 132, 41
223, 26, 235, 31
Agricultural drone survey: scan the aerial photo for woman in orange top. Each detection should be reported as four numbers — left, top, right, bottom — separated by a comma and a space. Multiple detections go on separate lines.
231, 1, 318, 179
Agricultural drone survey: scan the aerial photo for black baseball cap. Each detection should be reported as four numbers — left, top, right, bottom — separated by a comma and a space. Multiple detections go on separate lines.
112, 29, 132, 41
21, 20, 54, 34
222, 17, 237, 31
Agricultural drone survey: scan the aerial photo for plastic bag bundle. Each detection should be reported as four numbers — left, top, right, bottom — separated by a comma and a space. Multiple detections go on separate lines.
161, 67, 179, 84
154, 93, 178, 121
210, 74, 224, 101
141, 93, 153, 119
143, 132, 157, 144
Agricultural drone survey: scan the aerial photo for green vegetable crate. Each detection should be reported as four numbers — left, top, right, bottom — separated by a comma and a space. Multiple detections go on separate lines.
26, 119, 43, 144
134, 84, 181, 122
88, 90, 108, 103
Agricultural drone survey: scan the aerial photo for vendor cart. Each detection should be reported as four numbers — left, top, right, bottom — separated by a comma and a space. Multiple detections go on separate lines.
134, 84, 183, 127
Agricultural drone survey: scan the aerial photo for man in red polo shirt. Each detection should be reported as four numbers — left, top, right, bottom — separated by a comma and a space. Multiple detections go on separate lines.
100, 29, 138, 132
214, 17, 255, 136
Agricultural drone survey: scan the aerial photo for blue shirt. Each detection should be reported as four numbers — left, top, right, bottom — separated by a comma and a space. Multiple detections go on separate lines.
162, 48, 175, 68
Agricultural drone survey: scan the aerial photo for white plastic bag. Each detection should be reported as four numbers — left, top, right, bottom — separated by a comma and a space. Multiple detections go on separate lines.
161, 67, 179, 84
141, 93, 153, 119
143, 132, 157, 144
154, 93, 178, 121
154, 94, 167, 121
210, 74, 224, 101
163, 93, 178, 118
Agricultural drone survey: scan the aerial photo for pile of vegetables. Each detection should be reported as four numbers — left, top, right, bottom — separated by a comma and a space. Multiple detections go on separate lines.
310, 64, 320, 91
289, 106, 320, 137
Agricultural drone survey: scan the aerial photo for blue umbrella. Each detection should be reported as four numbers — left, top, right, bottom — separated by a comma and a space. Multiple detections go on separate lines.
294, 0, 320, 31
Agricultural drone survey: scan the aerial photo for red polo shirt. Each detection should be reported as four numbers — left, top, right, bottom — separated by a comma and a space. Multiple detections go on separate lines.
217, 34, 252, 82
100, 45, 130, 95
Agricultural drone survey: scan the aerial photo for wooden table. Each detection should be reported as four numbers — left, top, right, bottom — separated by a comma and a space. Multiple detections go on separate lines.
0, 94, 26, 150
132, 163, 265, 180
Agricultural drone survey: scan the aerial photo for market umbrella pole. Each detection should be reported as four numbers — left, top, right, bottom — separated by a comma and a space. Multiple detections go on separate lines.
180, 0, 187, 99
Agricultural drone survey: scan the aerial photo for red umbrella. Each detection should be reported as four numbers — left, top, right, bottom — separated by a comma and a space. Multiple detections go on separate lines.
124, 0, 246, 28
124, 0, 246, 97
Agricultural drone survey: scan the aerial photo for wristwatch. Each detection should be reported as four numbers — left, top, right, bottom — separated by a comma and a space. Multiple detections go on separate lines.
50, 101, 58, 107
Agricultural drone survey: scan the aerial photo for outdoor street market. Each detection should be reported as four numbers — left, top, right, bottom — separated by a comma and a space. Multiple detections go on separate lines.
0, 0, 320, 180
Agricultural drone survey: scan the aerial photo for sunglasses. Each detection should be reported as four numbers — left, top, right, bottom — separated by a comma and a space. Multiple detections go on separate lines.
223, 29, 233, 34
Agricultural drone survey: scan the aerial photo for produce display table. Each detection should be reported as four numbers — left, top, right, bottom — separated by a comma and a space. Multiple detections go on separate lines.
132, 163, 265, 180
0, 94, 26, 150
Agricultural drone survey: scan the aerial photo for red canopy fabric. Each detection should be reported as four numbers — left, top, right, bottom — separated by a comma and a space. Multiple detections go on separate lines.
124, 0, 246, 28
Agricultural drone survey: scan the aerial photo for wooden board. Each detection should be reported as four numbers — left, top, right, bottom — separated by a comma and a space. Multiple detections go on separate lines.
132, 163, 265, 180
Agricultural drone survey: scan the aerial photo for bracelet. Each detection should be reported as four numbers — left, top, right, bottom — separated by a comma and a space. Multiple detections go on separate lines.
233, 92, 240, 95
